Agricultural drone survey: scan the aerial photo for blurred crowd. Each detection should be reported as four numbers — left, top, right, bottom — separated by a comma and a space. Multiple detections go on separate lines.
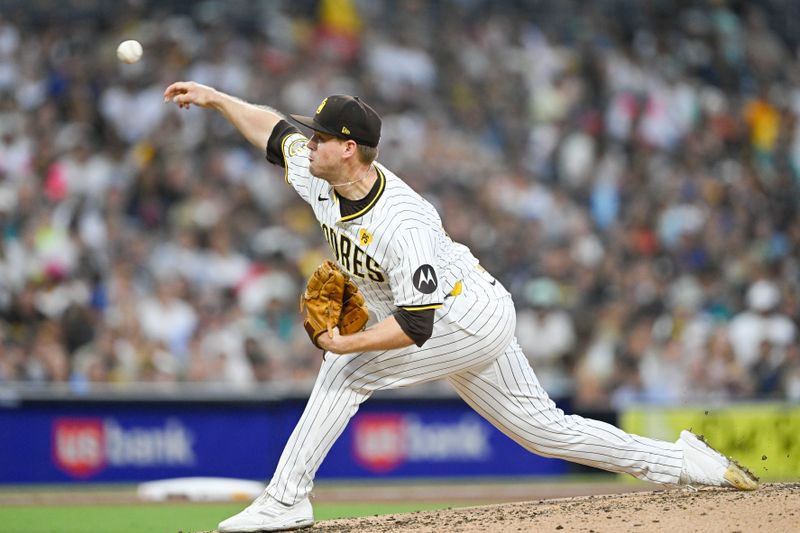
0, 0, 798, 406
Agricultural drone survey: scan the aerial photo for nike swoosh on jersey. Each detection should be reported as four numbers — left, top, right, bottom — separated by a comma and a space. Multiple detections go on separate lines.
318, 194, 329, 202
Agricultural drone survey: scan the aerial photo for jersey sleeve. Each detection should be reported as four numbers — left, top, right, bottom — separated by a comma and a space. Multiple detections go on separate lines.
265, 124, 315, 205
393, 307, 435, 346
387, 226, 444, 311
265, 120, 301, 166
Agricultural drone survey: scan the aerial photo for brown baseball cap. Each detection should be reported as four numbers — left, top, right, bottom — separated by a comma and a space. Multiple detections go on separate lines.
290, 95, 381, 148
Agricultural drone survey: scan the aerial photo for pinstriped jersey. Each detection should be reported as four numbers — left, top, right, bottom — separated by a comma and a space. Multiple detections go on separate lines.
280, 132, 505, 322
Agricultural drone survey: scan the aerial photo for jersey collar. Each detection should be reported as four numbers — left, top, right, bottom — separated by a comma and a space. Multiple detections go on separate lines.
336, 166, 386, 223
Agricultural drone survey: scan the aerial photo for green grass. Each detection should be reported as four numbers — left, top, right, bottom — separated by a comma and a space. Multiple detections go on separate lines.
0, 475, 635, 532
0, 501, 464, 533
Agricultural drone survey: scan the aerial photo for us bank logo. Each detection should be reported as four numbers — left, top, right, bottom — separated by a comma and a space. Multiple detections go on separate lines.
352, 414, 490, 473
52, 417, 196, 478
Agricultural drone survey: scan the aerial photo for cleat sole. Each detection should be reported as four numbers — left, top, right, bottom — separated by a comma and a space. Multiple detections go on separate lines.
724, 461, 759, 491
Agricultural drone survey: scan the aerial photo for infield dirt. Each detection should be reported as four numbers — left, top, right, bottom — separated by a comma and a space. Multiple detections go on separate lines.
302, 482, 799, 532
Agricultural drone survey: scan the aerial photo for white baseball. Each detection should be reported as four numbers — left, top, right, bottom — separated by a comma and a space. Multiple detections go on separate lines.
116, 40, 143, 64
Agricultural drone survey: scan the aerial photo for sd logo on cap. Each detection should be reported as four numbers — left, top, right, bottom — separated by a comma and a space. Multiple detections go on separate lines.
291, 95, 382, 148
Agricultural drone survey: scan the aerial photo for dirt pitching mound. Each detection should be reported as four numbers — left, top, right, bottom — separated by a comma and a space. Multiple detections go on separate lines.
311, 482, 799, 533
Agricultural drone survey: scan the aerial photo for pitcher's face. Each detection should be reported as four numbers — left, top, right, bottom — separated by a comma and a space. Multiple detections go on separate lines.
307, 132, 346, 179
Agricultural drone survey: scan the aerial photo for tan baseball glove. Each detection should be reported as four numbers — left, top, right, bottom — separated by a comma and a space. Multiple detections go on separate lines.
340, 275, 369, 335
301, 260, 369, 348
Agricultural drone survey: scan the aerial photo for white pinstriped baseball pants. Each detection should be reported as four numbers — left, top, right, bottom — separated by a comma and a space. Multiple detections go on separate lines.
266, 295, 684, 504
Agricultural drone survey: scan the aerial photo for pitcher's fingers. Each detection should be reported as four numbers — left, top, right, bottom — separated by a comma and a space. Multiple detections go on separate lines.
163, 81, 188, 100
171, 93, 190, 105
163, 81, 188, 94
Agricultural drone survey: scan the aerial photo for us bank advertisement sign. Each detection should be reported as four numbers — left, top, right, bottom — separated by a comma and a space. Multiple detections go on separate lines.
52, 417, 196, 478
0, 402, 567, 483
319, 408, 568, 478
0, 406, 282, 483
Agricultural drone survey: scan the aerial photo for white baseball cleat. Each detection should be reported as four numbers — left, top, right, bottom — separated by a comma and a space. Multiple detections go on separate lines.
676, 430, 758, 491
218, 494, 314, 532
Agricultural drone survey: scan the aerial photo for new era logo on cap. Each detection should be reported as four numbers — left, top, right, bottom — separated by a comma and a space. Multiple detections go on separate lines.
291, 95, 381, 147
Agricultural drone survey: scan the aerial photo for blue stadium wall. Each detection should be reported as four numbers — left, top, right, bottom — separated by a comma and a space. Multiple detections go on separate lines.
0, 397, 598, 483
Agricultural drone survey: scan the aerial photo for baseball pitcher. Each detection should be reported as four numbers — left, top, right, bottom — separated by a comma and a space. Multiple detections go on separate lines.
163, 82, 758, 533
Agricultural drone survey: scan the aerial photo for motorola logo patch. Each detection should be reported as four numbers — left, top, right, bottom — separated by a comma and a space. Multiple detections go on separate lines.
412, 264, 438, 294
